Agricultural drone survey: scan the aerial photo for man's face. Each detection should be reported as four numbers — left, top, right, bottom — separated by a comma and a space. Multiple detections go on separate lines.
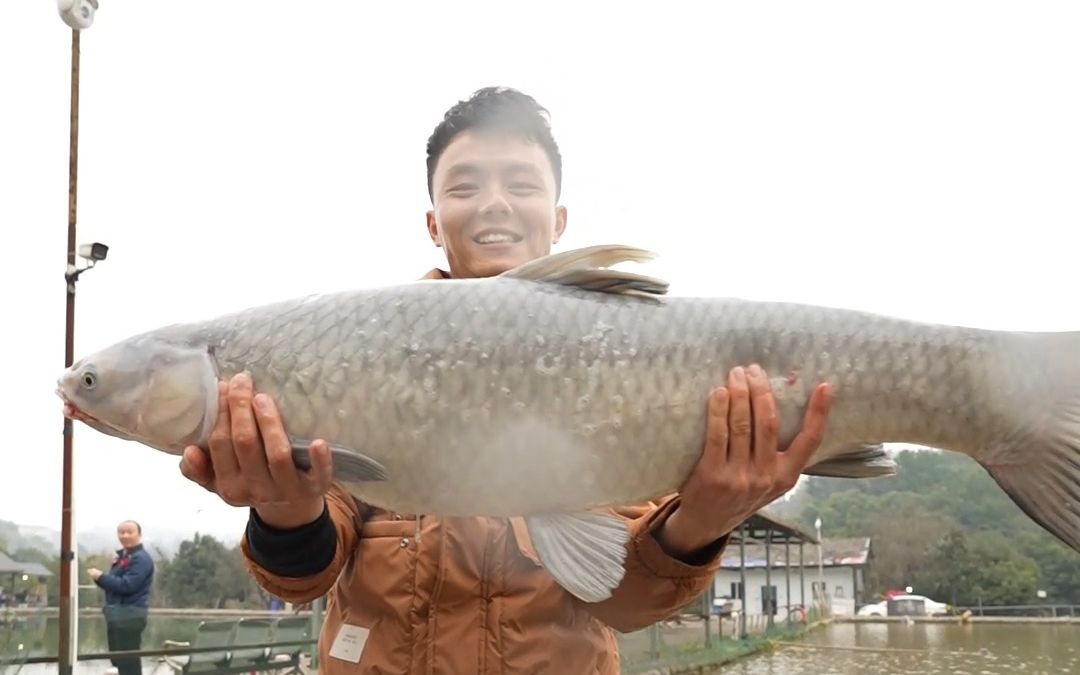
117, 521, 141, 549
427, 131, 567, 278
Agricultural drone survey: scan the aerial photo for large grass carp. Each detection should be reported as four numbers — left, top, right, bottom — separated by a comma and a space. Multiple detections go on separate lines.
57, 245, 1080, 602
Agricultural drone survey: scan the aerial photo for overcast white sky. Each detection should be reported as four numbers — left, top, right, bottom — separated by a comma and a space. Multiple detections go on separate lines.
1, 1, 1077, 545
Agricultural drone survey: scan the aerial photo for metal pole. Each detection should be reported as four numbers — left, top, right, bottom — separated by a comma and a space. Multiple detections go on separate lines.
852, 566, 858, 608
739, 525, 747, 639
310, 596, 324, 669
703, 584, 712, 648
799, 542, 805, 617
818, 545, 824, 612
815, 519, 824, 614
785, 536, 791, 623
765, 529, 773, 630
58, 25, 81, 675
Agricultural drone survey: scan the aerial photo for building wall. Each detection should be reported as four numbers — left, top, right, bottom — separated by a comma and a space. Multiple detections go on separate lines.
714, 566, 864, 619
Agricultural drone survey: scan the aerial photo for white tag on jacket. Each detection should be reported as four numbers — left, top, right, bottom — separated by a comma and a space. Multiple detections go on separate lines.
328, 624, 369, 663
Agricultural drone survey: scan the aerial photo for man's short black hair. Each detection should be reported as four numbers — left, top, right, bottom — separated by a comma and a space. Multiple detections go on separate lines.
426, 86, 563, 202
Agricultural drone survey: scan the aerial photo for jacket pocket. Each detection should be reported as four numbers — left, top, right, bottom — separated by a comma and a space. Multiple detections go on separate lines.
361, 512, 421, 539
346, 513, 420, 626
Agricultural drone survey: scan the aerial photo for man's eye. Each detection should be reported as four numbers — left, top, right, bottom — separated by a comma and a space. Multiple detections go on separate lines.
449, 183, 479, 193
509, 183, 539, 192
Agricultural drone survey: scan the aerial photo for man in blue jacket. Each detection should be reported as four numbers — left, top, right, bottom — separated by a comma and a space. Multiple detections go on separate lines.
89, 520, 155, 675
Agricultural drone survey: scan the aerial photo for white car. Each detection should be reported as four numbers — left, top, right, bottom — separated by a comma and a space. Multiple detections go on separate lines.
857, 594, 950, 617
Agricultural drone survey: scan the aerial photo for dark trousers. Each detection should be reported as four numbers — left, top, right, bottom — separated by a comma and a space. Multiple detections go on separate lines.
105, 613, 147, 675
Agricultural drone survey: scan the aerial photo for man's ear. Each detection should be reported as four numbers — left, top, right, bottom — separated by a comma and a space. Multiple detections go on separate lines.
553, 205, 568, 244
426, 210, 442, 247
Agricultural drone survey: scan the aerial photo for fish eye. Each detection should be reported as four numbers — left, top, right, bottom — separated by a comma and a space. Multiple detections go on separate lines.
81, 371, 98, 389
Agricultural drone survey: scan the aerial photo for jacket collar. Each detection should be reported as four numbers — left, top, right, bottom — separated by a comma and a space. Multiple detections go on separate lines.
116, 543, 144, 556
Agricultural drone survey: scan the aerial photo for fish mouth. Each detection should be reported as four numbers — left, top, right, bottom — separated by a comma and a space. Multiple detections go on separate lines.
56, 385, 138, 442
56, 386, 96, 424
472, 228, 524, 246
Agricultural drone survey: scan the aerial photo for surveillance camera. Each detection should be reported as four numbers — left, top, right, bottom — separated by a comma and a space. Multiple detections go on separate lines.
78, 242, 108, 262
57, 0, 99, 30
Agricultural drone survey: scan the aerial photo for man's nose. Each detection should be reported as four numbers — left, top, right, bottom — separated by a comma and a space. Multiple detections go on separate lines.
479, 190, 512, 217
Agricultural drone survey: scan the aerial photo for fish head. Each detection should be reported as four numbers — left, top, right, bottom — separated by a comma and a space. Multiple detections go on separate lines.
57, 336, 218, 456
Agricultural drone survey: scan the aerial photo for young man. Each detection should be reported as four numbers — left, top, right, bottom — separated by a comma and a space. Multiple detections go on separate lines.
88, 520, 154, 675
178, 87, 832, 673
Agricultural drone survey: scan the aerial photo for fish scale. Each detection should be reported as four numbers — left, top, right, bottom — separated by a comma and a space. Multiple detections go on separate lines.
58, 244, 1080, 604
224, 286, 938, 512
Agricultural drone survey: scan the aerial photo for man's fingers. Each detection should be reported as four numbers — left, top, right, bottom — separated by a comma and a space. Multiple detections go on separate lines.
702, 387, 730, 467
726, 367, 752, 463
228, 373, 274, 488
303, 439, 334, 496
747, 364, 779, 467
783, 382, 833, 474
180, 445, 216, 491
254, 392, 301, 495
206, 380, 241, 480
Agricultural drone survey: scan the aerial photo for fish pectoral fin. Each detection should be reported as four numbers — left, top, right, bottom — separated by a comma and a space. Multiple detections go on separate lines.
290, 440, 389, 482
803, 444, 898, 479
525, 511, 630, 603
500, 245, 668, 300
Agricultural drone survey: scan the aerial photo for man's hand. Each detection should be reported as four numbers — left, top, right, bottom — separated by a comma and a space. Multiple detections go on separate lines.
179, 372, 334, 529
88, 568, 103, 581
655, 364, 832, 560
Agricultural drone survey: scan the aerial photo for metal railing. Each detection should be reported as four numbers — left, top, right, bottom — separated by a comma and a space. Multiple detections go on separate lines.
613, 591, 829, 674
952, 603, 1080, 618
1, 638, 317, 667
1, 607, 322, 673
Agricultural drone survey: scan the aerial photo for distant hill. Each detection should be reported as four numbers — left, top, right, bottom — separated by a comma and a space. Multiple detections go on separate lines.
1, 519, 240, 560
776, 447, 1080, 606
0, 520, 56, 557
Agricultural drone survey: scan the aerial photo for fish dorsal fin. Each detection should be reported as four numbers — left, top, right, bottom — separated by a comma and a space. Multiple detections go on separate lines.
500, 245, 668, 300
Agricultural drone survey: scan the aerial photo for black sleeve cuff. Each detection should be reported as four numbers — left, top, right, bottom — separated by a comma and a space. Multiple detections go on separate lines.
245, 503, 338, 577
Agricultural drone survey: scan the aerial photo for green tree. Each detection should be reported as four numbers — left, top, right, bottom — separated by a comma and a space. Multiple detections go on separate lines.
157, 534, 267, 609
786, 448, 1079, 606
1015, 531, 1080, 604
910, 530, 1039, 606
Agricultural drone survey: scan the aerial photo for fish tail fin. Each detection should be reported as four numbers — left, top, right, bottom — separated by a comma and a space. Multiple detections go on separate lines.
980, 331, 1080, 553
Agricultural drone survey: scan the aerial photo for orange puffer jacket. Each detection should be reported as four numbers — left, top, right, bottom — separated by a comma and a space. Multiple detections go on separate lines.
241, 483, 726, 675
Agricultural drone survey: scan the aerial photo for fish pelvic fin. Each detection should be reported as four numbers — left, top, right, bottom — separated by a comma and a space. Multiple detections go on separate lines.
804, 444, 898, 479
525, 511, 630, 603
981, 350, 1080, 553
290, 440, 389, 482
500, 244, 668, 300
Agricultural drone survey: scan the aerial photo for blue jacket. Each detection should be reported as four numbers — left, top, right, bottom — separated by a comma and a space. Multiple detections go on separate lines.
95, 544, 154, 618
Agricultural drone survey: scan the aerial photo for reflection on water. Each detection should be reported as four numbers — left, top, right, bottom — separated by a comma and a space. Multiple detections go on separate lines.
726, 622, 1080, 674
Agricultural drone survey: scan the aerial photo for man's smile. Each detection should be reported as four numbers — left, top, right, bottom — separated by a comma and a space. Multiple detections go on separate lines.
473, 228, 524, 245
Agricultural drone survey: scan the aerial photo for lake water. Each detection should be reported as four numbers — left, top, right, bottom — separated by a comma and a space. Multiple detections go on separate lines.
728, 621, 1080, 674
6, 616, 1080, 673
